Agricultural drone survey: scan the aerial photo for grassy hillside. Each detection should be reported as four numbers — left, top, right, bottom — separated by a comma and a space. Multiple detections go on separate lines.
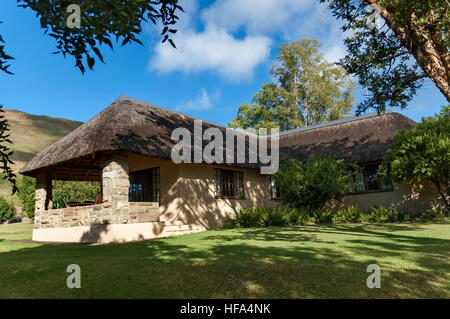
1, 109, 82, 201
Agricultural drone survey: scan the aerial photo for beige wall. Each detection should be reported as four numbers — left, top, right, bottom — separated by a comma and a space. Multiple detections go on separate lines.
342, 181, 444, 213
128, 153, 443, 230
127, 153, 275, 229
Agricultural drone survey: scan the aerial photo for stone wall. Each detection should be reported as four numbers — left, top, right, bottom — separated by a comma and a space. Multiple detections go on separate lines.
34, 202, 160, 229
102, 156, 130, 203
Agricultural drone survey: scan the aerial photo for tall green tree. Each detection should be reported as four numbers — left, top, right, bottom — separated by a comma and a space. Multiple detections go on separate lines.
378, 106, 450, 211
229, 39, 355, 131
322, 0, 450, 114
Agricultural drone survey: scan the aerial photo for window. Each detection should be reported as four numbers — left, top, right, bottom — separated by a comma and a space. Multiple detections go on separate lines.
349, 163, 393, 194
129, 167, 160, 202
214, 169, 244, 199
270, 176, 281, 199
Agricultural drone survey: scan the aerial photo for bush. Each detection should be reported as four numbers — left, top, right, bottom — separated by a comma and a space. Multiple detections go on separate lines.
275, 155, 351, 210
309, 209, 334, 224
52, 181, 100, 209
417, 210, 448, 223
0, 197, 16, 223
227, 206, 323, 228
284, 208, 312, 226
231, 207, 289, 228
332, 205, 363, 223
17, 176, 36, 218
366, 206, 409, 223
224, 205, 449, 229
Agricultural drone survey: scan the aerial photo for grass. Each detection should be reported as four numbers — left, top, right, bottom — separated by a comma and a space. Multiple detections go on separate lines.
0, 222, 449, 298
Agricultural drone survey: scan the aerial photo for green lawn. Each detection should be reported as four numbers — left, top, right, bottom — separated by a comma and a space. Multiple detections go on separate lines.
0, 222, 449, 298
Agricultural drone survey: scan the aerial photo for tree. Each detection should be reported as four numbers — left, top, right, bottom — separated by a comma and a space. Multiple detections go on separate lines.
0, 106, 17, 194
2, 0, 182, 74
17, 176, 101, 218
229, 39, 355, 131
0, 1, 182, 192
0, 196, 16, 222
378, 106, 450, 211
274, 155, 352, 210
52, 180, 100, 209
322, 0, 450, 114
16, 176, 35, 218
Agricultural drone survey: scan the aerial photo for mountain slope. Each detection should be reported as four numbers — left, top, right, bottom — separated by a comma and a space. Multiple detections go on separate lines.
1, 108, 82, 199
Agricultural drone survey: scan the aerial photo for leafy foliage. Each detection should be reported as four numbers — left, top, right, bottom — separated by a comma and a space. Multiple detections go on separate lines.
16, 177, 100, 217
229, 39, 355, 131
17, 176, 36, 218
332, 205, 363, 223
52, 180, 100, 209
366, 205, 408, 223
224, 205, 448, 229
0, 106, 17, 194
0, 196, 16, 222
0, 21, 14, 75
16, 0, 183, 74
274, 155, 352, 210
378, 108, 450, 210
322, 0, 450, 113
224, 207, 313, 228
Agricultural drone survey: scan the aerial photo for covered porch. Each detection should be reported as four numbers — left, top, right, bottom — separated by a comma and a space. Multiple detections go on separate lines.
31, 153, 163, 242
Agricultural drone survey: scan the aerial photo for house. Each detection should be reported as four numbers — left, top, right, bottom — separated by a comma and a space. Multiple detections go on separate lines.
20, 96, 441, 243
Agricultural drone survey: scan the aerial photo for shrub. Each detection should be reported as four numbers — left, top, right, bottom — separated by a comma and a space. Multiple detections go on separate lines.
284, 208, 312, 226
0, 197, 16, 223
275, 155, 351, 210
417, 210, 448, 223
366, 206, 409, 223
227, 207, 314, 228
52, 181, 100, 209
332, 205, 363, 223
309, 209, 334, 224
17, 176, 36, 218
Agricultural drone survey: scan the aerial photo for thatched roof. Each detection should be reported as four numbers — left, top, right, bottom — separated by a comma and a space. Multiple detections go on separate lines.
279, 111, 417, 164
20, 95, 416, 180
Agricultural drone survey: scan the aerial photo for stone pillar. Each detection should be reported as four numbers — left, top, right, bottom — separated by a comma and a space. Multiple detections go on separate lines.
102, 155, 130, 204
35, 175, 52, 213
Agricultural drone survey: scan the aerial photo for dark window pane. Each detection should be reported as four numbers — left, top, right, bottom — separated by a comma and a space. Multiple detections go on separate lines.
214, 169, 244, 199
271, 176, 281, 198
129, 167, 160, 203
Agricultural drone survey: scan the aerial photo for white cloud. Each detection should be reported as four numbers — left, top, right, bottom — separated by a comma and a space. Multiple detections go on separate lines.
201, 0, 317, 36
176, 88, 220, 111
150, 26, 271, 81
148, 0, 347, 79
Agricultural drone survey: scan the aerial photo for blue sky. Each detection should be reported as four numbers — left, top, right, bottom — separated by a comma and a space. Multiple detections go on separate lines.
0, 0, 447, 126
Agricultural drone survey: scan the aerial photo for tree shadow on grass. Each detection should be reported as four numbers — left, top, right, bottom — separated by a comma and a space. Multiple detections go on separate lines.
0, 224, 448, 298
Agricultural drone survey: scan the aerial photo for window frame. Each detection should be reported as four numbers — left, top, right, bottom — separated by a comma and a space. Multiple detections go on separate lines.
348, 162, 394, 195
214, 168, 245, 200
128, 166, 160, 203
270, 176, 281, 200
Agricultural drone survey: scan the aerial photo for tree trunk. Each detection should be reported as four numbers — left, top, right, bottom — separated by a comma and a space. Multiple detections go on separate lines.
433, 179, 450, 212
365, 0, 450, 102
